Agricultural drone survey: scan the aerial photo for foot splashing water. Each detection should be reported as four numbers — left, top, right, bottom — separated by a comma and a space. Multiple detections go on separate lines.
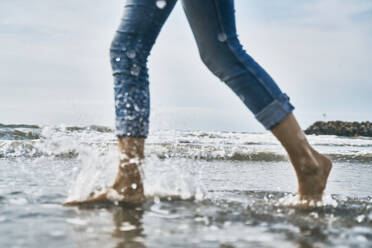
0, 124, 372, 247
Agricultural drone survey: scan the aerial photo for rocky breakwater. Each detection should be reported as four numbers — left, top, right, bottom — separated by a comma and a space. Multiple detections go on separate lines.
305, 121, 372, 137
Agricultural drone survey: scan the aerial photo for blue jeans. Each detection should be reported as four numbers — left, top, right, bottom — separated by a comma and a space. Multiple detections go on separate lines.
110, 0, 294, 137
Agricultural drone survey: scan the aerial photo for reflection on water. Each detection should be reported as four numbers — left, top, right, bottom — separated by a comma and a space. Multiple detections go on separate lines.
63, 193, 372, 248
112, 206, 146, 248
65, 204, 147, 248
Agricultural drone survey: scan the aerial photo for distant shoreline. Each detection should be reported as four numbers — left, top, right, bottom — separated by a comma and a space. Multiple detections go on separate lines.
305, 121, 372, 137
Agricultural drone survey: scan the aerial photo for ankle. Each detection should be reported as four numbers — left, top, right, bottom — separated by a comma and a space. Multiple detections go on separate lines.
113, 162, 143, 191
113, 137, 145, 190
289, 146, 321, 175
118, 137, 145, 159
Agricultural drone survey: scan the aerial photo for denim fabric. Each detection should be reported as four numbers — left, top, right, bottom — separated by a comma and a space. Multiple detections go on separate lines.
110, 0, 294, 137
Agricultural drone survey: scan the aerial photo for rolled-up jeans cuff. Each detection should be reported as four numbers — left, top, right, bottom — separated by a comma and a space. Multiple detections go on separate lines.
255, 93, 294, 130
115, 117, 148, 138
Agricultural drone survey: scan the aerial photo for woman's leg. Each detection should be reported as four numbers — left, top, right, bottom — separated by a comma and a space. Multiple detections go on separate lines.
271, 115, 332, 201
181, 0, 331, 201
64, 0, 178, 205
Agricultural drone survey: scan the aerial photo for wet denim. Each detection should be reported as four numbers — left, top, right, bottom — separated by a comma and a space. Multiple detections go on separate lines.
110, 0, 294, 137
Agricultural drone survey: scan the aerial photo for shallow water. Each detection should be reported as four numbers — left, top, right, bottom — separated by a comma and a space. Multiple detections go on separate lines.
1, 124, 372, 247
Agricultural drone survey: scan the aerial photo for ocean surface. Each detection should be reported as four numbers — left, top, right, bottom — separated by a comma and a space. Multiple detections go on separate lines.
1, 123, 372, 248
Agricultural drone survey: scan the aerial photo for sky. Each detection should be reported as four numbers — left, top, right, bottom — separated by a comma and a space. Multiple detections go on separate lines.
0, 0, 371, 132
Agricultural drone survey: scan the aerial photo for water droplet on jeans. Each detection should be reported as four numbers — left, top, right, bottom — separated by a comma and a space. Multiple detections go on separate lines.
134, 104, 140, 112
217, 33, 227, 42
130, 64, 140, 76
156, 0, 167, 9
115, 57, 121, 62
126, 50, 136, 59
126, 115, 135, 120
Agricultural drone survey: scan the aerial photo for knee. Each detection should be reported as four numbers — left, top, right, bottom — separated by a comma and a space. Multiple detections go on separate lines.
199, 52, 216, 72
109, 34, 136, 64
109, 34, 149, 80
199, 50, 226, 80
197, 37, 245, 81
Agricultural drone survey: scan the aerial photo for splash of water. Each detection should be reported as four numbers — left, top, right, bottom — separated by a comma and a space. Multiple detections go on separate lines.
143, 155, 206, 201
276, 193, 338, 208
66, 150, 207, 203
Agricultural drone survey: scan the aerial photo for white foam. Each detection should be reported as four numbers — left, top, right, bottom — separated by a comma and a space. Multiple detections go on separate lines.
66, 145, 117, 202
142, 155, 207, 200
66, 148, 207, 203
119, 222, 136, 231
66, 218, 88, 226
106, 189, 124, 201
277, 193, 338, 208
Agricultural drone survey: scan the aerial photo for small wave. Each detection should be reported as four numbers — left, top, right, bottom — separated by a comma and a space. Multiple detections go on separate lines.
0, 141, 80, 159
0, 123, 114, 141
0, 126, 372, 163
327, 153, 372, 163
0, 123, 40, 129
64, 125, 113, 133
0, 123, 41, 140
147, 144, 288, 161
0, 129, 40, 140
314, 143, 372, 148
3, 139, 372, 163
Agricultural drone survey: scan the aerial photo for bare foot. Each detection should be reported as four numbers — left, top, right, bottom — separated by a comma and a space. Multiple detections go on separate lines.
64, 137, 146, 207
271, 114, 333, 205
63, 185, 145, 206
292, 148, 332, 202
63, 163, 145, 206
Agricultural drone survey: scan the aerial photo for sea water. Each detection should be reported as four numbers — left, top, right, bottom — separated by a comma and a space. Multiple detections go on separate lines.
0, 124, 372, 247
